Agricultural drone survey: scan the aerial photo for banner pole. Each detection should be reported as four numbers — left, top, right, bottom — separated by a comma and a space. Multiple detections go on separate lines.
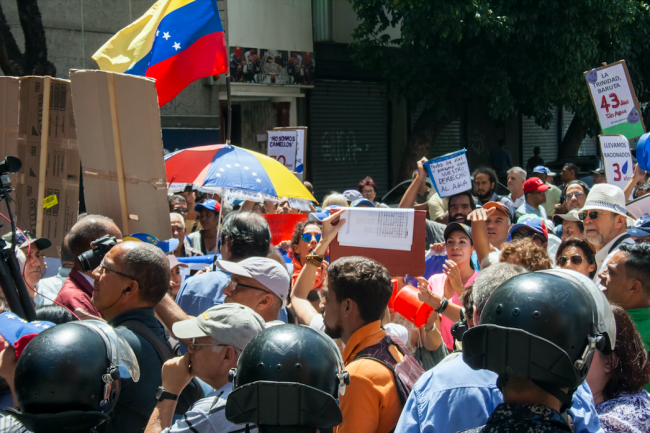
226, 74, 232, 144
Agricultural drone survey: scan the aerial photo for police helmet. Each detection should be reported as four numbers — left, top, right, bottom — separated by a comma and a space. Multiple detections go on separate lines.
7, 320, 139, 433
462, 270, 611, 410
226, 324, 349, 432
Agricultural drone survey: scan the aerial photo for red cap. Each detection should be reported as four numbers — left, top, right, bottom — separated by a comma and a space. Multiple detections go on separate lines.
523, 177, 551, 193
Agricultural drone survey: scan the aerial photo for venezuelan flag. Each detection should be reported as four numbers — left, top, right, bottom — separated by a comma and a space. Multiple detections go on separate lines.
92, 0, 227, 106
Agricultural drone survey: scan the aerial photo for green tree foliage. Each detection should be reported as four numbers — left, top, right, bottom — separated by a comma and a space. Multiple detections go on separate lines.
350, 0, 650, 178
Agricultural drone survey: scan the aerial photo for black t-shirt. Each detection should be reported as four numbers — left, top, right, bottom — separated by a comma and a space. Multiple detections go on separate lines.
526, 155, 545, 171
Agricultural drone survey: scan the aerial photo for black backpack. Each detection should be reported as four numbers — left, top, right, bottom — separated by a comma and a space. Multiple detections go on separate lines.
119, 320, 204, 414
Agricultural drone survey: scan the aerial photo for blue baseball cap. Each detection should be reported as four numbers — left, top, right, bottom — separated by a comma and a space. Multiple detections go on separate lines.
628, 213, 650, 238
1, 229, 51, 251
308, 205, 342, 221
343, 190, 363, 202
351, 198, 375, 208
637, 132, 650, 172
509, 215, 548, 241
0, 312, 54, 359
123, 233, 179, 254
532, 166, 549, 175
194, 199, 221, 213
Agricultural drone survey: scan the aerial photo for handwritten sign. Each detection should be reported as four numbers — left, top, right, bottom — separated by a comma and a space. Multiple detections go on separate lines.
263, 213, 307, 246
584, 61, 645, 140
267, 130, 297, 171
337, 208, 415, 251
423, 149, 471, 198
599, 135, 634, 193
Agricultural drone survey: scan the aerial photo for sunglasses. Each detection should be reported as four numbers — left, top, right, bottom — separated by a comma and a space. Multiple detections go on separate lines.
557, 255, 586, 267
301, 233, 322, 243
172, 207, 188, 213
578, 210, 611, 221
566, 192, 585, 200
512, 231, 546, 243
188, 338, 229, 351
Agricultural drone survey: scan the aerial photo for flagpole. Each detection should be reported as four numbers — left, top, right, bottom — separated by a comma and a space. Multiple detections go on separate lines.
226, 73, 232, 144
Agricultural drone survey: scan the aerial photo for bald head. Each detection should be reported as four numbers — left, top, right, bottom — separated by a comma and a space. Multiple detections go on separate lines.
68, 215, 122, 268
118, 241, 170, 306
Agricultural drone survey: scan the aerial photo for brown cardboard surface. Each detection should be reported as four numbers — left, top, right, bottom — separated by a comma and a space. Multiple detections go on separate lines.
329, 210, 426, 276
70, 70, 171, 241
8, 77, 80, 257
0, 77, 20, 159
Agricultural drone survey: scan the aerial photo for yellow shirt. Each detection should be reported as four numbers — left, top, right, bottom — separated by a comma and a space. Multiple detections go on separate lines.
427, 193, 448, 221
336, 321, 403, 433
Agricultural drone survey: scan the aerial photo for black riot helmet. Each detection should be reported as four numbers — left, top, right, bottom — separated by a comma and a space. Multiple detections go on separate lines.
7, 320, 140, 433
462, 269, 614, 412
226, 324, 350, 433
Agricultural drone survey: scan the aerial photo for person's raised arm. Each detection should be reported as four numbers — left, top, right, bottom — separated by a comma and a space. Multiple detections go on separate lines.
144, 354, 192, 433
292, 209, 346, 326
154, 294, 192, 341
399, 157, 428, 209
467, 207, 495, 265
624, 163, 647, 202
239, 200, 256, 212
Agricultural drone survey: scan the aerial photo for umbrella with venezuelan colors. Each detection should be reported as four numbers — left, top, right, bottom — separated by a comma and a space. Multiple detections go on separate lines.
165, 144, 316, 202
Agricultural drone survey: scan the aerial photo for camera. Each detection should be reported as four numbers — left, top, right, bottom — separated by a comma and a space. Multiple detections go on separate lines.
450, 309, 468, 345
78, 235, 118, 272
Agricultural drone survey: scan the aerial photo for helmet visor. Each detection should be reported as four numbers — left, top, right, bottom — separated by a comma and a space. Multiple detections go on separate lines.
77, 320, 140, 382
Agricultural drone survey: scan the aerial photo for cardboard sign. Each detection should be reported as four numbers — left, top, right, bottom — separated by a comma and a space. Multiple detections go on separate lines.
70, 70, 171, 241
267, 130, 297, 171
599, 135, 634, 193
626, 193, 650, 219
273, 127, 307, 180
423, 149, 471, 198
584, 61, 646, 140
263, 213, 307, 246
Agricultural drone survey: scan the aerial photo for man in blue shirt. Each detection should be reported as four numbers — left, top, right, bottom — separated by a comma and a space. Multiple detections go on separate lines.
395, 263, 602, 433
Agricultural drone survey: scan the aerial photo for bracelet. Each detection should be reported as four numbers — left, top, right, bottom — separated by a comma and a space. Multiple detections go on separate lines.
424, 323, 437, 332
305, 253, 324, 267
435, 297, 449, 314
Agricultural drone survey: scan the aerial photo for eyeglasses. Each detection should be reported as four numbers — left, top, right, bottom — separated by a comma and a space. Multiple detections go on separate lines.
512, 231, 546, 243
361, 189, 375, 195
578, 210, 611, 221
557, 255, 586, 267
229, 281, 269, 293
189, 338, 229, 351
172, 207, 188, 213
566, 192, 585, 200
100, 263, 136, 280
301, 233, 322, 243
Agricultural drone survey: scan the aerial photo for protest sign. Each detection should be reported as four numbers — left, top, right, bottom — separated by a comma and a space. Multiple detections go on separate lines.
267, 130, 297, 172
273, 127, 308, 180
626, 193, 650, 219
337, 208, 415, 251
423, 149, 471, 198
584, 61, 645, 140
599, 135, 634, 193
263, 214, 307, 246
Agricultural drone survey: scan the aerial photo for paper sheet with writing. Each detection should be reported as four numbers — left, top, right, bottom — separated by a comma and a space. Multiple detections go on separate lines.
337, 208, 415, 251
424, 149, 471, 198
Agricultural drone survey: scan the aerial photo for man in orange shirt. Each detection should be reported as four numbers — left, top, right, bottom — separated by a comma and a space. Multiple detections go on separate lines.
302, 210, 423, 433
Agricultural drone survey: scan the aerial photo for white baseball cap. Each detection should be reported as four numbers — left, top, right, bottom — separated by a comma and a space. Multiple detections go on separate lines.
172, 303, 265, 351
216, 257, 290, 307
167, 255, 189, 270
581, 184, 628, 218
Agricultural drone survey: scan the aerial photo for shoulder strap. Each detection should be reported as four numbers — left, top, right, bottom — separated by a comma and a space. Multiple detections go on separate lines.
118, 319, 174, 362
609, 234, 631, 255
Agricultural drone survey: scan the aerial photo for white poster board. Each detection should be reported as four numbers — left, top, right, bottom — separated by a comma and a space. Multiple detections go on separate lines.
423, 149, 472, 198
295, 129, 305, 174
599, 135, 634, 193
267, 130, 297, 171
337, 208, 415, 251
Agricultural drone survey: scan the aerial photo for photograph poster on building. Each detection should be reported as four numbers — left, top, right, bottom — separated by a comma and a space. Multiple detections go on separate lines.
584, 60, 646, 140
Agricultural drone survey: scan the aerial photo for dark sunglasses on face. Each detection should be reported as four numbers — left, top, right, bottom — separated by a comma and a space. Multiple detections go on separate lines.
173, 207, 188, 213
566, 192, 584, 200
578, 210, 610, 221
557, 255, 585, 267
512, 230, 546, 243
301, 233, 322, 243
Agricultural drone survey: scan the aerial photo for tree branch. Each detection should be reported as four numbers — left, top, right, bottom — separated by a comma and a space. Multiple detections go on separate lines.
17, 0, 55, 75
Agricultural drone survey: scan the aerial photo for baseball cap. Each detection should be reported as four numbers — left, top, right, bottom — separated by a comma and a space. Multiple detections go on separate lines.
482, 201, 512, 221
509, 215, 548, 241
195, 199, 221, 213
343, 190, 362, 202
532, 166, 549, 175
2, 230, 51, 251
351, 198, 375, 208
123, 233, 179, 254
167, 255, 189, 270
545, 167, 557, 176
216, 257, 290, 307
554, 209, 581, 222
172, 304, 265, 351
0, 312, 54, 359
444, 222, 473, 244
308, 205, 342, 222
628, 213, 650, 238
590, 168, 605, 176
523, 177, 551, 193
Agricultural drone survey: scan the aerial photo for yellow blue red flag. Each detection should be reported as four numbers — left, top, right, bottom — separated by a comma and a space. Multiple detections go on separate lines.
92, 0, 228, 106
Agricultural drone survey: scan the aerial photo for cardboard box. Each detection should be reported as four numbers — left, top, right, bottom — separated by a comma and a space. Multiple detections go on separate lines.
70, 70, 171, 241
0, 77, 19, 159
7, 77, 79, 257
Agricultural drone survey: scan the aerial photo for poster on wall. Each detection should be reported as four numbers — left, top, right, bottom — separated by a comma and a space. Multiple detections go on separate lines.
598, 135, 634, 194
229, 47, 314, 85
584, 60, 646, 140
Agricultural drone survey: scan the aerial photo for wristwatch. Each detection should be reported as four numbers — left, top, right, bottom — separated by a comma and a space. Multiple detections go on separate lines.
156, 386, 179, 402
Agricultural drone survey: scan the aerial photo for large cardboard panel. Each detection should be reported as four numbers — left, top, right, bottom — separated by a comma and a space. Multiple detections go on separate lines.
70, 70, 171, 240
329, 210, 426, 277
11, 77, 79, 257
0, 77, 19, 159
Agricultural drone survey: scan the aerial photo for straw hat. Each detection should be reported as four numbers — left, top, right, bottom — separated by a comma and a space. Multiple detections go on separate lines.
581, 184, 627, 218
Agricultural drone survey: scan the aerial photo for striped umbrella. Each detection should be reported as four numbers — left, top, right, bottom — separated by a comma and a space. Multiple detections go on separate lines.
164, 144, 315, 202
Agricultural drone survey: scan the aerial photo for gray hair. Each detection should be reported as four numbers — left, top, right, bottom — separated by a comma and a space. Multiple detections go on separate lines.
507, 166, 527, 181
122, 242, 171, 306
170, 212, 185, 229
473, 263, 528, 320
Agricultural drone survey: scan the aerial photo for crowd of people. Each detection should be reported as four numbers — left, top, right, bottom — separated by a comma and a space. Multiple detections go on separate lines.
0, 155, 650, 433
